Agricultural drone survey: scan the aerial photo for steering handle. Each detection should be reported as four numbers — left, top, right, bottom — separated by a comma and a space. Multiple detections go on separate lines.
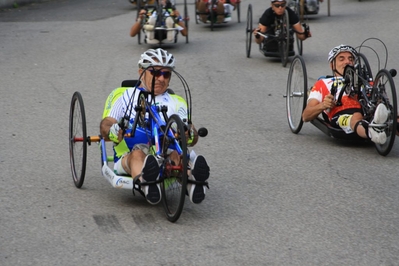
198, 127, 208, 137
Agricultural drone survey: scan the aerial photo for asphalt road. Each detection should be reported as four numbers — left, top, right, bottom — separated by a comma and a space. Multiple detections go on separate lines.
1, 0, 399, 265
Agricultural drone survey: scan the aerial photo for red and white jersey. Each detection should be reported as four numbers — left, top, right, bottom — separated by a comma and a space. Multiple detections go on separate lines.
308, 77, 361, 120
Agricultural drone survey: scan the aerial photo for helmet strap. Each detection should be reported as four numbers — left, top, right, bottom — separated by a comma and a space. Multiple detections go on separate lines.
150, 71, 156, 101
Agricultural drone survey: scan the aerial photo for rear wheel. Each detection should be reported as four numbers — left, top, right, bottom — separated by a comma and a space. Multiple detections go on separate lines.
373, 69, 397, 156
69, 91, 87, 188
286, 55, 307, 133
295, 33, 303, 56
291, 0, 303, 55
279, 9, 290, 67
236, 0, 240, 22
161, 114, 188, 223
194, 0, 199, 24
245, 4, 252, 58
184, 0, 189, 43
137, 0, 143, 44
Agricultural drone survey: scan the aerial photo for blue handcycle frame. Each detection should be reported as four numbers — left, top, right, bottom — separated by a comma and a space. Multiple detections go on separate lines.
69, 67, 208, 222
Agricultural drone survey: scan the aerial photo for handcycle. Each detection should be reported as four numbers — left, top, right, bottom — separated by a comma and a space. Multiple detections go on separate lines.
285, 38, 398, 156
287, 0, 322, 19
245, 4, 308, 67
194, 0, 241, 31
136, 0, 189, 44
69, 68, 209, 223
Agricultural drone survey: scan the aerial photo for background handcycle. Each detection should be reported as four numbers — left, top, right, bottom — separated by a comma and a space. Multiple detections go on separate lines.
245, 3, 306, 67
285, 38, 397, 156
194, 0, 241, 31
69, 70, 208, 223
287, 0, 321, 21
136, 0, 189, 44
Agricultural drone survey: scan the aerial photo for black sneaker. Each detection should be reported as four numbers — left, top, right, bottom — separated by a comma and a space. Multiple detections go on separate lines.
188, 155, 210, 204
141, 155, 161, 205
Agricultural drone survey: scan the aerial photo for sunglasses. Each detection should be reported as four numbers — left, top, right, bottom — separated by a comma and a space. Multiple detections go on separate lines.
273, 3, 286, 8
149, 69, 172, 79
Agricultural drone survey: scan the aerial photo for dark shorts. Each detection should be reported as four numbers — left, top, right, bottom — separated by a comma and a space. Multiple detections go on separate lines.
330, 108, 362, 129
263, 33, 294, 52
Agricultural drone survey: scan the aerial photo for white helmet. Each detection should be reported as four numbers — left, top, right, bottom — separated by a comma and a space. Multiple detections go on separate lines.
138, 48, 176, 69
328, 44, 357, 63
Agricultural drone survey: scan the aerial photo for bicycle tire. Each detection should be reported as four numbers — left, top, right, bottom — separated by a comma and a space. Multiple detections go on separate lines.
236, 0, 240, 23
292, 1, 303, 55
245, 4, 252, 58
279, 9, 290, 67
286, 55, 307, 133
161, 114, 188, 222
184, 0, 189, 43
137, 0, 143, 44
373, 69, 397, 156
356, 53, 373, 82
295, 33, 303, 56
194, 0, 199, 24
69, 91, 87, 188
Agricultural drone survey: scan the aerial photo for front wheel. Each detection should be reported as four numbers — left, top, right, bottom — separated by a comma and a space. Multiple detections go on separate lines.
286, 55, 307, 133
69, 91, 87, 188
373, 69, 397, 156
356, 53, 373, 81
245, 4, 253, 58
161, 114, 188, 223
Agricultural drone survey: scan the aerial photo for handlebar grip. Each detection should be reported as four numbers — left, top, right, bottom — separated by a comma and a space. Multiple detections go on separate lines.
302, 23, 310, 38
118, 116, 130, 136
198, 127, 208, 137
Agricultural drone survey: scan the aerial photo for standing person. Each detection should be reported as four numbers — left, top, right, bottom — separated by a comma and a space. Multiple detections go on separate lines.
302, 44, 389, 144
100, 48, 210, 205
253, 0, 310, 50
130, 0, 187, 42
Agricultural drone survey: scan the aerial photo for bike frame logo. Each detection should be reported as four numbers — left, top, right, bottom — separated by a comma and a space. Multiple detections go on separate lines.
115, 178, 130, 188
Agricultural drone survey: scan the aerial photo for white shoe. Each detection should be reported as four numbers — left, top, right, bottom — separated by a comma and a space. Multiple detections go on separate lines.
372, 104, 389, 125
224, 16, 231, 22
145, 27, 155, 40
145, 16, 156, 40
165, 17, 175, 41
369, 126, 387, 145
